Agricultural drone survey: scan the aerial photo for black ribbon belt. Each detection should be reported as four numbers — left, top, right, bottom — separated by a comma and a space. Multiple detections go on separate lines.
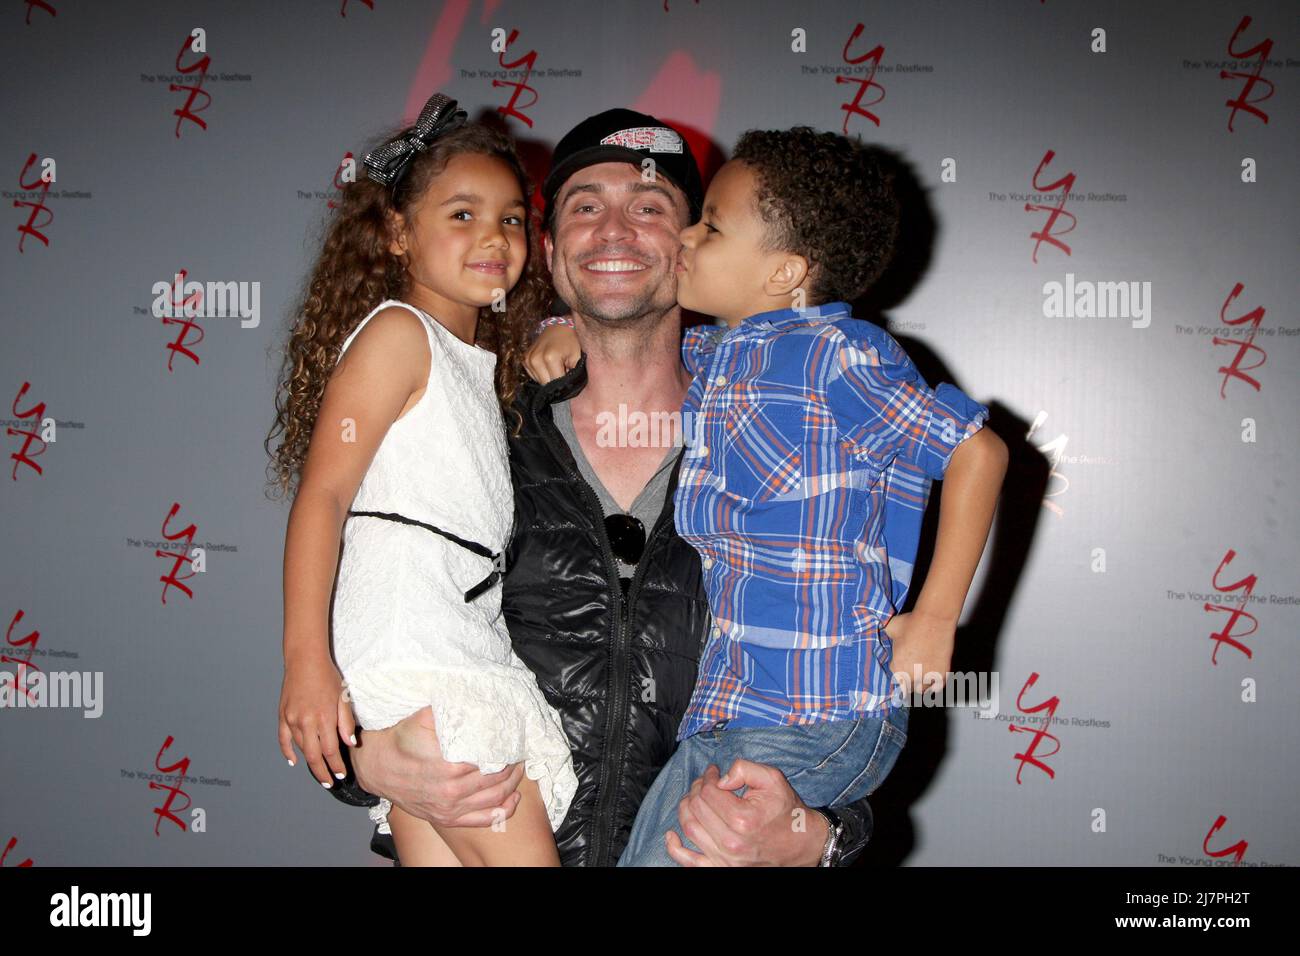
345, 510, 503, 602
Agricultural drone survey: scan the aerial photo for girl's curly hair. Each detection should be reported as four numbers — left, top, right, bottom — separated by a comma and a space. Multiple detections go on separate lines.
730, 127, 900, 305
264, 120, 551, 502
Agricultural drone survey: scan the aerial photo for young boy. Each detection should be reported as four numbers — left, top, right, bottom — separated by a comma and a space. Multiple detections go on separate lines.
529, 127, 1008, 866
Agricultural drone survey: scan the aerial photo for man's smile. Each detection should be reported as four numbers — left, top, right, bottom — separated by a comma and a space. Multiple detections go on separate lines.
582, 258, 649, 274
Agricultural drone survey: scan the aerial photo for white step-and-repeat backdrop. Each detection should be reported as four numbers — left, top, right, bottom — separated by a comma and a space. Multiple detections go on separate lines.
2, 0, 1295, 866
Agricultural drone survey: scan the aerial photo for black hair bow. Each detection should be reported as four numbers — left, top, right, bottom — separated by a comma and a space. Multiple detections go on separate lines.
363, 92, 468, 190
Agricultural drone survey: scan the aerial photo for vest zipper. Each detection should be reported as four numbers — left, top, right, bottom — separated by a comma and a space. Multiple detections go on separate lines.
593, 457, 683, 864
610, 454, 682, 862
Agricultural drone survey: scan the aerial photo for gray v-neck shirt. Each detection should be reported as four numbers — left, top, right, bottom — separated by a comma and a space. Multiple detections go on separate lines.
551, 397, 679, 579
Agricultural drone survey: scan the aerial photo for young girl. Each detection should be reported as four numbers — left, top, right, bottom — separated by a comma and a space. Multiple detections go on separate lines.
269, 93, 577, 866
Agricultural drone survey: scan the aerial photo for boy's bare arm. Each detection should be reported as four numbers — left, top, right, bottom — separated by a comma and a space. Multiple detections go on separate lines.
916, 426, 1008, 622
888, 427, 1008, 685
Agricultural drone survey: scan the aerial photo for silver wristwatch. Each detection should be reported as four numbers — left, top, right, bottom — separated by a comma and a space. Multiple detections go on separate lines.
816, 808, 843, 867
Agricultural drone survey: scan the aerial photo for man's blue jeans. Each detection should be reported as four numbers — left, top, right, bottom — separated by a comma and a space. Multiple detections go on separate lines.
617, 704, 909, 867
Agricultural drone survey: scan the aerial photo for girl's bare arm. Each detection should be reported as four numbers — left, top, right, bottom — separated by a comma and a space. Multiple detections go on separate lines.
278, 307, 431, 786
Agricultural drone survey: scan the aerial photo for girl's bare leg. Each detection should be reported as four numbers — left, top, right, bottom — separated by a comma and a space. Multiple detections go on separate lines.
390, 775, 559, 867
387, 804, 463, 866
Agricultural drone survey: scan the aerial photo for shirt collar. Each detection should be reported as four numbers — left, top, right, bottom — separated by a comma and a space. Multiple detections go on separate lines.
683, 300, 856, 367
730, 300, 853, 337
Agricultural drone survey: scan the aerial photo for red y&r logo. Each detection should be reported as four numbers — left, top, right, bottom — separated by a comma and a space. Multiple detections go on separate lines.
1009, 672, 1061, 783
8, 381, 51, 480
171, 30, 211, 138
1221, 16, 1273, 132
24, 1, 55, 24
1213, 282, 1266, 397
161, 268, 204, 370
838, 23, 885, 133
14, 153, 53, 252
329, 152, 356, 209
492, 29, 538, 127
151, 736, 193, 835
0, 837, 33, 867
1026, 149, 1077, 263
2, 609, 42, 703
339, 0, 373, 16
1203, 814, 1247, 865
1202, 548, 1257, 664
157, 503, 199, 604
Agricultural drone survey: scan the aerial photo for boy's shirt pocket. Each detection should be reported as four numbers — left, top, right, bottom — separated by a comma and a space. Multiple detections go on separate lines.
718, 399, 805, 503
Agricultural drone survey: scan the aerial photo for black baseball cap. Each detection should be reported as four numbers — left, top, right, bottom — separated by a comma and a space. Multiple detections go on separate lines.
542, 108, 704, 227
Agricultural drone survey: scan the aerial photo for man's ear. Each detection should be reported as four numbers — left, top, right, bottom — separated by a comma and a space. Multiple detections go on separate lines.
543, 231, 554, 273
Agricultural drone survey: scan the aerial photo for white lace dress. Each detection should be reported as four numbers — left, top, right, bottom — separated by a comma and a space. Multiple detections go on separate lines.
330, 299, 577, 835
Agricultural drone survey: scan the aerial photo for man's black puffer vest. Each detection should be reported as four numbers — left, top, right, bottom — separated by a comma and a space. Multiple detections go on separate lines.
503, 356, 711, 866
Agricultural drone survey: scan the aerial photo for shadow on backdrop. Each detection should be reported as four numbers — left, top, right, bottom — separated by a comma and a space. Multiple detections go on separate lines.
852, 147, 1050, 866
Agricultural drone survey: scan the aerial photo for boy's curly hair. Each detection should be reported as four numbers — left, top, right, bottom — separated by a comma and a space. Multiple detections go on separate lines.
264, 120, 552, 502
730, 127, 899, 305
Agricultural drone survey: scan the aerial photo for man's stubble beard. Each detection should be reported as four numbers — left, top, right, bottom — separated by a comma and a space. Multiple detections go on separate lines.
557, 256, 680, 334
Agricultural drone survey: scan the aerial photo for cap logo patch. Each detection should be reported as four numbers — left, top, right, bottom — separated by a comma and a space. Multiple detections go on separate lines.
599, 126, 683, 153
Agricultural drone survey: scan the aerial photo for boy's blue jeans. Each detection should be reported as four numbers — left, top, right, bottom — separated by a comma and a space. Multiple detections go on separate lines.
617, 704, 909, 867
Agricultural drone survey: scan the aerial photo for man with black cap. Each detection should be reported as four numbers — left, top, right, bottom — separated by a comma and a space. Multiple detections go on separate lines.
327, 108, 875, 867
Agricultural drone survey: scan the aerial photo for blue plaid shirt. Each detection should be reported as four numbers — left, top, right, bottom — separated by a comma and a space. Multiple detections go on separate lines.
674, 301, 990, 740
